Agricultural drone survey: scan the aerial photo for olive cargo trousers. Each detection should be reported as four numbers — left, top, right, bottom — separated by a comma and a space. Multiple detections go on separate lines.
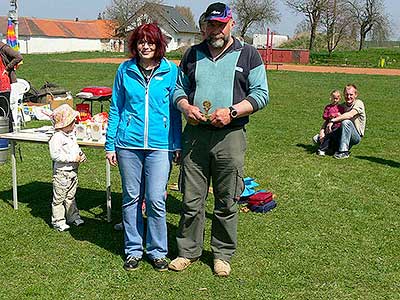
176, 124, 246, 262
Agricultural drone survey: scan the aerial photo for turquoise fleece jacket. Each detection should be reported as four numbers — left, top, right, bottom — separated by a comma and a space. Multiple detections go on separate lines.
105, 58, 181, 152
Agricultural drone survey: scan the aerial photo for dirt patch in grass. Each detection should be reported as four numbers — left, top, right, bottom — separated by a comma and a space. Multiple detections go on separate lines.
280, 64, 400, 76
70, 58, 400, 76
70, 57, 181, 66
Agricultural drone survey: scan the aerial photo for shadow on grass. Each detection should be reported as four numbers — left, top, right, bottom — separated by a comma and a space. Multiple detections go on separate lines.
296, 143, 317, 154
0, 181, 124, 256
0, 181, 213, 266
0, 181, 119, 221
355, 155, 400, 168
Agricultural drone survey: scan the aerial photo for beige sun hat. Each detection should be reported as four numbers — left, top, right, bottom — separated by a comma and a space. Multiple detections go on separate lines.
51, 104, 79, 129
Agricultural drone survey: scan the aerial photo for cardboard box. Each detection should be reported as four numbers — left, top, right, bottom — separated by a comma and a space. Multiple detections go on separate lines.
47, 94, 74, 110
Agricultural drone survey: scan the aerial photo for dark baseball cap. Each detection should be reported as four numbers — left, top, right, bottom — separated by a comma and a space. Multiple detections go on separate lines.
204, 2, 232, 23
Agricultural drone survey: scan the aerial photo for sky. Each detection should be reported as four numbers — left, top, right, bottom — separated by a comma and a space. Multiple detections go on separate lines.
0, 0, 399, 39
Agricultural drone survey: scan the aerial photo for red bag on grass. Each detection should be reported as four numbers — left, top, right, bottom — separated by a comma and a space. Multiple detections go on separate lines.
247, 191, 274, 207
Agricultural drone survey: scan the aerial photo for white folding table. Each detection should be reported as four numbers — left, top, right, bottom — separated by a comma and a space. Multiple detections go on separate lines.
0, 130, 112, 222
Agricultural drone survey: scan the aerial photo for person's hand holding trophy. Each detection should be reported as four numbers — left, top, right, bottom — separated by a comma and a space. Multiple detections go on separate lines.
202, 100, 212, 121
178, 98, 207, 125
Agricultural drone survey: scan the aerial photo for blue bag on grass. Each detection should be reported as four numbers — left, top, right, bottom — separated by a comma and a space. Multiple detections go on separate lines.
249, 200, 277, 213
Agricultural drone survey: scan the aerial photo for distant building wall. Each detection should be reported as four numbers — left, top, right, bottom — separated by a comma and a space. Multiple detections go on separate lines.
167, 33, 196, 52
158, 23, 197, 52
17, 36, 103, 54
1, 36, 123, 53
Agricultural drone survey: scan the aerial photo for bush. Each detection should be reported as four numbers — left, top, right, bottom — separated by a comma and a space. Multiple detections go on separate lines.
280, 32, 358, 52
166, 47, 187, 60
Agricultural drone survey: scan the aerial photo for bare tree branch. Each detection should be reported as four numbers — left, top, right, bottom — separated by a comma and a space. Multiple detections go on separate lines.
175, 6, 195, 27
285, 0, 329, 50
346, 0, 390, 50
230, 0, 280, 38
105, 0, 163, 28
320, 0, 352, 55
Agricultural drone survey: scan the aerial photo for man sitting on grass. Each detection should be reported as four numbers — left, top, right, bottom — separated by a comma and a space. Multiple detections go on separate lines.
326, 84, 366, 159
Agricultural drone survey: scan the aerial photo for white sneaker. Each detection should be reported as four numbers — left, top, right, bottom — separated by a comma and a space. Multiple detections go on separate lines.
54, 223, 70, 232
312, 134, 320, 144
71, 218, 84, 226
316, 149, 325, 156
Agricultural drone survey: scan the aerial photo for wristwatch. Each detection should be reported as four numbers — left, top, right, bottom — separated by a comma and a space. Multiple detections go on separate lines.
229, 106, 238, 119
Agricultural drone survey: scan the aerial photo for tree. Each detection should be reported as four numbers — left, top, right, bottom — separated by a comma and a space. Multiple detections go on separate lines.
285, 0, 329, 51
175, 6, 195, 27
294, 20, 311, 35
370, 17, 392, 44
230, 0, 280, 39
320, 0, 351, 55
346, 0, 390, 50
105, 0, 163, 27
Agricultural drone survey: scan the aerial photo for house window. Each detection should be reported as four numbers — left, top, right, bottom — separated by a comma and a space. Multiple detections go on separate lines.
181, 19, 188, 25
177, 38, 181, 45
171, 18, 179, 24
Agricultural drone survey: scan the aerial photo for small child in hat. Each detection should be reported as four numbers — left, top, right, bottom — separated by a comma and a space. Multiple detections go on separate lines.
49, 104, 86, 231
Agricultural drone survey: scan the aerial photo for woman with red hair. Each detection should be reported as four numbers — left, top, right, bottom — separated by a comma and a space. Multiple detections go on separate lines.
105, 23, 181, 272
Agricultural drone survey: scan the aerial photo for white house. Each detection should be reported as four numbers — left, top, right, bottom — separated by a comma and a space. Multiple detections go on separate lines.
0, 16, 120, 54
122, 3, 200, 52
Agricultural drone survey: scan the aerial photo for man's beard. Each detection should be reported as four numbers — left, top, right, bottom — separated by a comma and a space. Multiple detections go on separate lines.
207, 34, 230, 49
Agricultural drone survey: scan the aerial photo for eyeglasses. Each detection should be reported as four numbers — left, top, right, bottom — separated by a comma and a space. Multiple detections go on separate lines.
137, 40, 156, 47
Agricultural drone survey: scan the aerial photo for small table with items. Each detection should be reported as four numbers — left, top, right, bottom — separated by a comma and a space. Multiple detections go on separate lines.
0, 128, 113, 222
76, 86, 112, 114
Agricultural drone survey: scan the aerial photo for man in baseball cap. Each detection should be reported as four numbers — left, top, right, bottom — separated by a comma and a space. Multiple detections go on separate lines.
204, 2, 232, 23
201, 2, 235, 52
169, 1, 269, 277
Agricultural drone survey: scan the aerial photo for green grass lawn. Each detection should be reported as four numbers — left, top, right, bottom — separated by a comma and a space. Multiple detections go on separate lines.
0, 53, 399, 299
311, 48, 400, 69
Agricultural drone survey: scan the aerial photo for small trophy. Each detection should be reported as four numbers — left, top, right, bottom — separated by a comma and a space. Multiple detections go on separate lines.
75, 124, 87, 140
91, 123, 102, 141
202, 100, 212, 120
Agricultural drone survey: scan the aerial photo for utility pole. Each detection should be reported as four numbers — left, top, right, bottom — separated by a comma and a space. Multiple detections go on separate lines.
9, 0, 18, 40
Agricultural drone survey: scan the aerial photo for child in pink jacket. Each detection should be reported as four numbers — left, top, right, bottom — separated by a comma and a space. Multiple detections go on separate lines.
314, 90, 344, 156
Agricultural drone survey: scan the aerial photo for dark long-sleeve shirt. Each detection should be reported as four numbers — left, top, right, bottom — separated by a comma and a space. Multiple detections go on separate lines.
0, 41, 23, 84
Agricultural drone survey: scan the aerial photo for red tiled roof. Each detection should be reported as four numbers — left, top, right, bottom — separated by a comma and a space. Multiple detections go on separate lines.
0, 16, 116, 39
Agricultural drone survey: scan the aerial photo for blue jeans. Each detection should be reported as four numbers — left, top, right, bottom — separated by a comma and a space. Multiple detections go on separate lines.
337, 120, 361, 152
117, 148, 172, 260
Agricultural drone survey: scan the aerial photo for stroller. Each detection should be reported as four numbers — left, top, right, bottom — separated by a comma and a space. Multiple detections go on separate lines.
22, 81, 69, 104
